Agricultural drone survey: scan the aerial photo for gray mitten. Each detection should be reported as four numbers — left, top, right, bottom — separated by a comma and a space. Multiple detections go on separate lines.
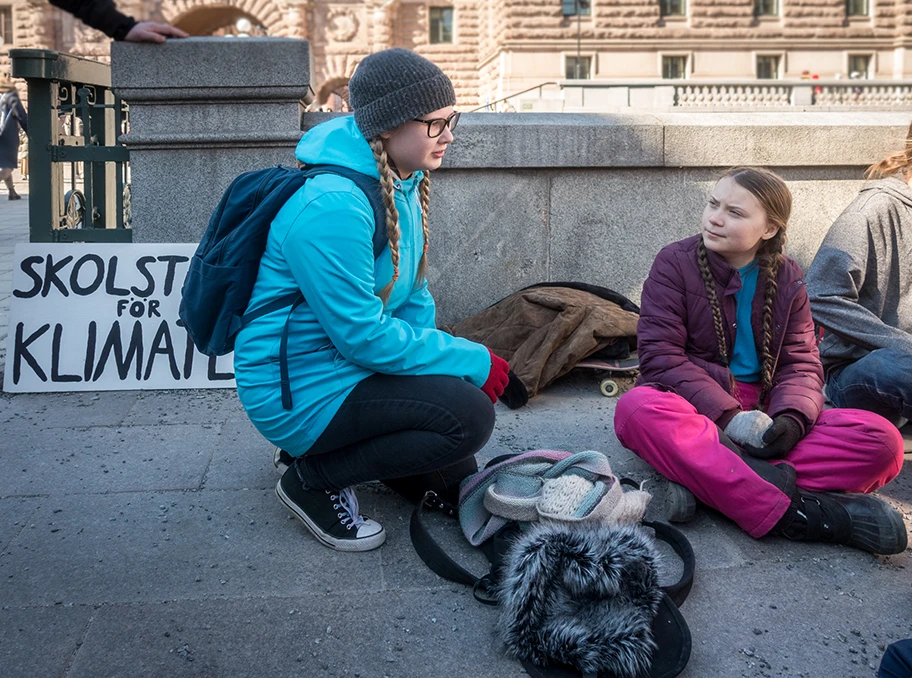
723, 410, 774, 449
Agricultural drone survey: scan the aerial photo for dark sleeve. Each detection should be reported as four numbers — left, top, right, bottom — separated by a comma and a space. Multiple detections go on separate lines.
637, 248, 742, 423
13, 96, 27, 136
48, 0, 137, 40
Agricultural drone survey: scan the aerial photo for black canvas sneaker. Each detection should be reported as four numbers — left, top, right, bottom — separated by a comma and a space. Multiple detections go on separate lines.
273, 446, 294, 474
276, 462, 386, 552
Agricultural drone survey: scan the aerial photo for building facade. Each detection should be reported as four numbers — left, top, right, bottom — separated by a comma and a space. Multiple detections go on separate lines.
2, 0, 912, 108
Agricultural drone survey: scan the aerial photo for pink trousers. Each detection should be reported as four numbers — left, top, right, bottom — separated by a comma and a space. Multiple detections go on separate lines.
614, 383, 904, 538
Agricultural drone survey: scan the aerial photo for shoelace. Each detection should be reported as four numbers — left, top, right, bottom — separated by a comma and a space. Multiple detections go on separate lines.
331, 487, 366, 531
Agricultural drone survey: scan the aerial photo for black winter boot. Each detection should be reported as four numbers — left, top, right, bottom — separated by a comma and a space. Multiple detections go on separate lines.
775, 490, 908, 555
663, 480, 697, 523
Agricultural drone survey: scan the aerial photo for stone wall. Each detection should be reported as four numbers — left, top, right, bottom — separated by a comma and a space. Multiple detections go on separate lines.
111, 37, 910, 324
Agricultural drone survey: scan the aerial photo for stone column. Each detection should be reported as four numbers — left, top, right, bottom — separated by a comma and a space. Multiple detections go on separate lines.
111, 37, 312, 243
372, 0, 399, 51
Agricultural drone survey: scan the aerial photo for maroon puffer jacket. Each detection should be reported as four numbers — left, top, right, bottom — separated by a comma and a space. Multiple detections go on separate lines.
636, 234, 824, 432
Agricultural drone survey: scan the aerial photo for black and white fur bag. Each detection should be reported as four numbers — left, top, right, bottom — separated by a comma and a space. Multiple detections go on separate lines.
497, 522, 664, 678
411, 491, 694, 678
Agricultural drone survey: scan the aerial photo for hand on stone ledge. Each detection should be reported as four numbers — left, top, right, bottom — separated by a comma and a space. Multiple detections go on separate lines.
125, 22, 189, 43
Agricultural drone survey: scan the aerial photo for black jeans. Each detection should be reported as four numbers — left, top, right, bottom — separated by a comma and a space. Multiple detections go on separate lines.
296, 373, 495, 505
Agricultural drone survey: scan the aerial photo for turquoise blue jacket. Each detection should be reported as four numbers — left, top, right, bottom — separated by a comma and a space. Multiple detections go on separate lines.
233, 116, 491, 454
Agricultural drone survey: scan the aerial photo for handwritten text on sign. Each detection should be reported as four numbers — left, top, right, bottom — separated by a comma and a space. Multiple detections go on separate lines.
3, 243, 235, 393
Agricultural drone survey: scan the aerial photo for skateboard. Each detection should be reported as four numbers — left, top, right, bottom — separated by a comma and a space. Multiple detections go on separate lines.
575, 352, 640, 397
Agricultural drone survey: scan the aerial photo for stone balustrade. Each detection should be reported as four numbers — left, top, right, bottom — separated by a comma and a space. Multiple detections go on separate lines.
505, 79, 912, 113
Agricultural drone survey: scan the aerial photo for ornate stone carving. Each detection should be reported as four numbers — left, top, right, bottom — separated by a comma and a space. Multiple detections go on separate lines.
326, 8, 359, 42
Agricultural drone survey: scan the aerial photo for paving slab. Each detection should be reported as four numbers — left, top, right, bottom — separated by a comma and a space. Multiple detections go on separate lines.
0, 390, 139, 428
0, 496, 41, 552
67, 593, 525, 678
0, 488, 385, 607
121, 388, 246, 427
199, 413, 274, 492
0, 605, 93, 678
0, 423, 218, 497
683, 558, 912, 677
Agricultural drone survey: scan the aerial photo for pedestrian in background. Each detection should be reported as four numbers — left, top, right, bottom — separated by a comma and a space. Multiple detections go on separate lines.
0, 79, 27, 200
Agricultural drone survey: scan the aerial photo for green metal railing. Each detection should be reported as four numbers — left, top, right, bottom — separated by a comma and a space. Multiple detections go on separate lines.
10, 49, 131, 243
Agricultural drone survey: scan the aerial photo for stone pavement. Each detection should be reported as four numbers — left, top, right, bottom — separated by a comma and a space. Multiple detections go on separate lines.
0, 174, 28, 366
1, 184, 911, 678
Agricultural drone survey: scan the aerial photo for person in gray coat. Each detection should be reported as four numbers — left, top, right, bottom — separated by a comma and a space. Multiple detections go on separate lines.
806, 125, 912, 429
0, 80, 27, 200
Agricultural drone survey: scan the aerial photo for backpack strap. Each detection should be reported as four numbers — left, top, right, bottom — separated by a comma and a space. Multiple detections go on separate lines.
239, 164, 386, 411
300, 164, 388, 259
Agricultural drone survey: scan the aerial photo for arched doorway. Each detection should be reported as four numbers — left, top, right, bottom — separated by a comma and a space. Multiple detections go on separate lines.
172, 6, 268, 37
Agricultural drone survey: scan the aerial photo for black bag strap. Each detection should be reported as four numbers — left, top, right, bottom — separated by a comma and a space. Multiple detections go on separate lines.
619, 478, 695, 606
409, 492, 499, 605
409, 489, 696, 608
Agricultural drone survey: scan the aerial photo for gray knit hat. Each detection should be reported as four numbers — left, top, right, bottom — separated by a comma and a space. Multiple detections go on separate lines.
348, 48, 456, 141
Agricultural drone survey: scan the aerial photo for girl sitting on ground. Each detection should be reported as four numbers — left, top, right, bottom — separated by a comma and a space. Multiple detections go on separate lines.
233, 49, 509, 553
614, 167, 906, 555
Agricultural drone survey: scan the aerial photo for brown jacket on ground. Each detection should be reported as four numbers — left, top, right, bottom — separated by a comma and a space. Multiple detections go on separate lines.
443, 285, 640, 400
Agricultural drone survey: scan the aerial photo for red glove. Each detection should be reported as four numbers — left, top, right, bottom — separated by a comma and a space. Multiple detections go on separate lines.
480, 349, 510, 404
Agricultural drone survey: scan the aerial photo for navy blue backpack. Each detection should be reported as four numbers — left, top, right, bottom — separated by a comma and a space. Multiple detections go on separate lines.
179, 164, 387, 408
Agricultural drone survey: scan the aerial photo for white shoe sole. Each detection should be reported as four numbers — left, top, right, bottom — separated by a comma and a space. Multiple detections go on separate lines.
275, 479, 386, 552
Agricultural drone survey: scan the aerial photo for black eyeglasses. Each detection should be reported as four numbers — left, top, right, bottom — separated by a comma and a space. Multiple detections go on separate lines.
412, 111, 460, 138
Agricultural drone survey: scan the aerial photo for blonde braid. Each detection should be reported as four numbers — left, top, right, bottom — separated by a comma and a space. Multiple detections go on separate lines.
757, 233, 783, 405
416, 173, 431, 286
697, 240, 730, 366
369, 137, 401, 304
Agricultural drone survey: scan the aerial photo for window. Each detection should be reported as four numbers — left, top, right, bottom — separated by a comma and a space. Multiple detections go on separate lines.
429, 7, 453, 44
848, 54, 872, 78
756, 55, 781, 79
662, 56, 687, 79
565, 56, 592, 79
0, 6, 12, 47
847, 0, 869, 16
562, 0, 591, 17
660, 0, 686, 17
755, 0, 778, 16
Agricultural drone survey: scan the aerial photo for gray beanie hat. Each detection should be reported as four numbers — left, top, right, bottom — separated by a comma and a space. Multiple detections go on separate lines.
349, 48, 456, 141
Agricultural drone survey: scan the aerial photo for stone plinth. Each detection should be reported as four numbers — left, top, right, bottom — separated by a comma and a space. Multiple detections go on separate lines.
111, 37, 312, 243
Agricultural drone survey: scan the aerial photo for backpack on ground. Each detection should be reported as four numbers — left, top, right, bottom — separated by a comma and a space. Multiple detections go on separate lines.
410, 451, 695, 678
179, 164, 387, 408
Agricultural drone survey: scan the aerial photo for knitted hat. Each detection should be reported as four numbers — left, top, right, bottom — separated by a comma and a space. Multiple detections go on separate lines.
348, 48, 456, 141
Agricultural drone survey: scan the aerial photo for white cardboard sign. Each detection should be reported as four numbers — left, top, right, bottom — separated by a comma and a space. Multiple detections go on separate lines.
3, 243, 236, 393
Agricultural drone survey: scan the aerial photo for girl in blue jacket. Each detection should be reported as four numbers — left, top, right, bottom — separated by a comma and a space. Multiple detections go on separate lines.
233, 49, 509, 552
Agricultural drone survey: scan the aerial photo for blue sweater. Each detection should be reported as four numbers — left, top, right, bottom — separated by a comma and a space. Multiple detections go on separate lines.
233, 116, 491, 454
730, 259, 761, 383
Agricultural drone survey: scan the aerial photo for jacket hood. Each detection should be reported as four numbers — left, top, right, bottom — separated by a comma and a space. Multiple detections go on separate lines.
862, 176, 912, 209
296, 115, 380, 178
295, 115, 424, 188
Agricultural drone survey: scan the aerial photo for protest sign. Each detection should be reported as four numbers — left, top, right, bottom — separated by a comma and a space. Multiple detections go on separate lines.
3, 243, 235, 393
